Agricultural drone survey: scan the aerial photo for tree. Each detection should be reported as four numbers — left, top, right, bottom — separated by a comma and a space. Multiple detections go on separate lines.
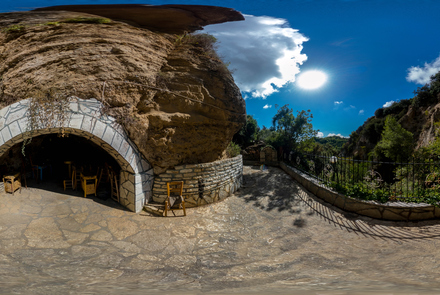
257, 125, 274, 142
412, 70, 440, 107
374, 116, 413, 161
232, 115, 259, 148
269, 105, 317, 151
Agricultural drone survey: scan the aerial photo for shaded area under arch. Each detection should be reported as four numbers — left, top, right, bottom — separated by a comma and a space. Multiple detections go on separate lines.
0, 97, 153, 212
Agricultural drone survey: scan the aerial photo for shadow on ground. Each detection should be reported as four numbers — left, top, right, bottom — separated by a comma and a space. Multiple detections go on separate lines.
238, 165, 440, 242
238, 165, 302, 214
22, 177, 128, 211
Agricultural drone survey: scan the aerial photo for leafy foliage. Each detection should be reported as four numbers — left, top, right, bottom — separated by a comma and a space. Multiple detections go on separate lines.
345, 71, 440, 159
226, 141, 241, 158
314, 136, 348, 154
374, 116, 413, 161
412, 72, 440, 107
269, 105, 317, 151
233, 115, 259, 148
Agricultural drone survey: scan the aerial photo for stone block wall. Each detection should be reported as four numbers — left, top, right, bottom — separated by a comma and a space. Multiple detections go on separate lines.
280, 162, 440, 221
153, 155, 243, 207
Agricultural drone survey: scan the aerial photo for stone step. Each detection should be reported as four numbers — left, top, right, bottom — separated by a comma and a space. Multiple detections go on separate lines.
143, 203, 165, 217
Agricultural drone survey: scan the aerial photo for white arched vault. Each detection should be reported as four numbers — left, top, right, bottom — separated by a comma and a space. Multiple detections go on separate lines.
0, 97, 153, 212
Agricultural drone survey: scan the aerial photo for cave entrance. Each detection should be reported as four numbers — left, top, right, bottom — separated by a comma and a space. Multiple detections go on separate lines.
0, 97, 153, 212
0, 133, 121, 201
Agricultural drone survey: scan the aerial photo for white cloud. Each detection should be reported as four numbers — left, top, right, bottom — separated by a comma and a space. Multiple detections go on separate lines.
383, 100, 395, 108
203, 15, 308, 98
263, 104, 272, 109
316, 131, 324, 138
343, 104, 356, 111
406, 55, 440, 85
334, 101, 343, 105
328, 133, 348, 138
359, 109, 364, 115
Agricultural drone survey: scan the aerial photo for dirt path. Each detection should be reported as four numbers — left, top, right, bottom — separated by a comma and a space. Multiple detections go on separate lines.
1, 165, 440, 294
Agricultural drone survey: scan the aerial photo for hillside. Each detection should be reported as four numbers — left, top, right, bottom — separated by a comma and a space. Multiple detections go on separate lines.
343, 72, 440, 158
0, 7, 246, 174
315, 136, 348, 151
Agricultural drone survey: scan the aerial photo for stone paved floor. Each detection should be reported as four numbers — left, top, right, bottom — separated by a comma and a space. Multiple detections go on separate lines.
2, 166, 440, 294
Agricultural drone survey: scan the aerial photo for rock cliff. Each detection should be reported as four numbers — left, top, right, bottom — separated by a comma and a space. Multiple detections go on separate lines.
344, 86, 440, 158
0, 6, 246, 174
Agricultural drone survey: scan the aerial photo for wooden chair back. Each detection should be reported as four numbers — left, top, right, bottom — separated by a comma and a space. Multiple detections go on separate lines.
165, 181, 186, 217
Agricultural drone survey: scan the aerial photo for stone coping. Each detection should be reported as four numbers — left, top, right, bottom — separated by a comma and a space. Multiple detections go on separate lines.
280, 161, 440, 221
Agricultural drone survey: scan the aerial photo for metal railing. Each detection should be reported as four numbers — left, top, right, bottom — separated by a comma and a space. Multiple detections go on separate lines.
283, 150, 440, 204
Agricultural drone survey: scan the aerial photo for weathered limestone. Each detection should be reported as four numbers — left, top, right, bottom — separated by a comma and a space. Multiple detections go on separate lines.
0, 97, 153, 212
152, 155, 243, 207
280, 161, 440, 221
0, 10, 246, 175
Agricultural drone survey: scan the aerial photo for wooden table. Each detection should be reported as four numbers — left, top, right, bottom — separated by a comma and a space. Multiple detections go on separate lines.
80, 173, 97, 198
3, 172, 21, 194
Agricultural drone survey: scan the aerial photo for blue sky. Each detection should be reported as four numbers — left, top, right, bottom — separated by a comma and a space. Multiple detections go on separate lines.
2, 0, 440, 137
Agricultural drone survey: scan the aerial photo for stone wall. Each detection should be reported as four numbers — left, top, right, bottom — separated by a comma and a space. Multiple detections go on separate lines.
280, 162, 440, 221
153, 155, 243, 207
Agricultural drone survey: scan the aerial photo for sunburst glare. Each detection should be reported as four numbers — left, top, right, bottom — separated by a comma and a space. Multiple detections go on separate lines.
297, 70, 328, 90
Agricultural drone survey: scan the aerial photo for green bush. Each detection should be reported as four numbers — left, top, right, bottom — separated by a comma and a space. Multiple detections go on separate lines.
226, 142, 241, 158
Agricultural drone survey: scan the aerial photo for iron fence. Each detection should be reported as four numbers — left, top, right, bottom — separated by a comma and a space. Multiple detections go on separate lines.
283, 150, 440, 204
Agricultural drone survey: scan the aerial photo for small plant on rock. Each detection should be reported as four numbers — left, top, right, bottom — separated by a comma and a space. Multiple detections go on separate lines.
22, 87, 71, 155
61, 17, 112, 24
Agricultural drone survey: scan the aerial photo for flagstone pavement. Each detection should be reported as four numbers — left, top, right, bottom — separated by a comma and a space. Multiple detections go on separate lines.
2, 165, 440, 294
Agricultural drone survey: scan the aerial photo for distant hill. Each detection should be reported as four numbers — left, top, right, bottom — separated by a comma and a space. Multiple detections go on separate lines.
315, 136, 348, 150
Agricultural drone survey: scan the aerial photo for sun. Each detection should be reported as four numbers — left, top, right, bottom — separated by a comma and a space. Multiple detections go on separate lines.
297, 70, 328, 90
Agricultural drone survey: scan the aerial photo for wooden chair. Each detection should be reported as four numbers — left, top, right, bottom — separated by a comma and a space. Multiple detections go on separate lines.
3, 172, 21, 194
80, 172, 98, 198
63, 168, 76, 191
71, 166, 82, 190
109, 168, 120, 202
164, 181, 186, 217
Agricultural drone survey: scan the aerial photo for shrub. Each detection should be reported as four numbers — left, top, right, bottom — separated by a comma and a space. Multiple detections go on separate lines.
226, 142, 241, 158
175, 33, 220, 61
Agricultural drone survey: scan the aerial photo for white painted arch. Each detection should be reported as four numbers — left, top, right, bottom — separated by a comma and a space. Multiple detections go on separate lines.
0, 97, 153, 212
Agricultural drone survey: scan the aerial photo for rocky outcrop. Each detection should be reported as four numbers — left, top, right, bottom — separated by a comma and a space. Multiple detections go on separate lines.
34, 4, 245, 34
0, 8, 246, 174
346, 102, 440, 157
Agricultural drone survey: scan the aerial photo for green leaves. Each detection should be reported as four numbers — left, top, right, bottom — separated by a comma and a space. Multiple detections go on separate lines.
270, 105, 317, 151
374, 116, 413, 161
233, 115, 259, 148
